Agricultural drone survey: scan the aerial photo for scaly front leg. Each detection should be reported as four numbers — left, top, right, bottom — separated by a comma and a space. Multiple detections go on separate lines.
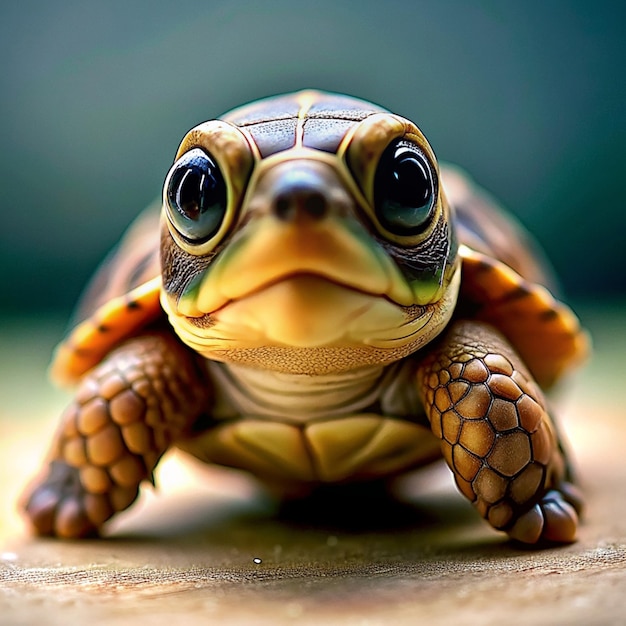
415, 320, 582, 544
23, 332, 210, 538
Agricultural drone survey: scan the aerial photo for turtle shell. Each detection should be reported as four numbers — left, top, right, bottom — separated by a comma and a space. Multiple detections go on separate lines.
50, 203, 163, 386
50, 91, 588, 389
443, 165, 589, 388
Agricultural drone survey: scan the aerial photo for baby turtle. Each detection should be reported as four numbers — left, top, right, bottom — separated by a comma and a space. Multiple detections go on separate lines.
24, 90, 588, 544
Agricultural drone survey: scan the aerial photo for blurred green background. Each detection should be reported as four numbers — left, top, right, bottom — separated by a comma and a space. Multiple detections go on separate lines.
1, 0, 624, 317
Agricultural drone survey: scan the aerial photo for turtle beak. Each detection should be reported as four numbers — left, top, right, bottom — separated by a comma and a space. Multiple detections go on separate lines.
177, 159, 416, 317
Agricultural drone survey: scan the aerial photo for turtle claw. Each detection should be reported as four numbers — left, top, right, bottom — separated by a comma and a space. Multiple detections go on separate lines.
508, 484, 581, 545
24, 461, 99, 538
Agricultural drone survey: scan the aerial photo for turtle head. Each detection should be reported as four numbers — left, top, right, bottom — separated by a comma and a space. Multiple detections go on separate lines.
159, 92, 459, 374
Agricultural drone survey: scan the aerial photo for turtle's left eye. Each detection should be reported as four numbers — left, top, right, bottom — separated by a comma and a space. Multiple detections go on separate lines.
374, 139, 436, 236
165, 148, 227, 243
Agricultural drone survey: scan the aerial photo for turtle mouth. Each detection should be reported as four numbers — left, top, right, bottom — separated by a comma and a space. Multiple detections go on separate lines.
160, 262, 460, 369
162, 214, 456, 355
193, 269, 403, 316
175, 216, 417, 318
173, 272, 434, 351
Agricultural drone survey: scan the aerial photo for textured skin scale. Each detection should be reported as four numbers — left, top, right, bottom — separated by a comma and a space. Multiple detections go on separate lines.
24, 90, 588, 544
415, 320, 579, 543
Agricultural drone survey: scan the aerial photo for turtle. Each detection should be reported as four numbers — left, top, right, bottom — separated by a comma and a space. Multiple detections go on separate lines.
23, 90, 589, 544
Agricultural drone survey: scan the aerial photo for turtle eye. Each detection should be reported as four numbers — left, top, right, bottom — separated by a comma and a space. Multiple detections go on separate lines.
374, 139, 436, 236
165, 148, 227, 243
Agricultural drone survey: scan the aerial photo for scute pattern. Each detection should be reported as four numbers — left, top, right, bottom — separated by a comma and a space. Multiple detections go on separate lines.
459, 246, 589, 388
50, 277, 163, 386
222, 90, 386, 157
182, 415, 440, 486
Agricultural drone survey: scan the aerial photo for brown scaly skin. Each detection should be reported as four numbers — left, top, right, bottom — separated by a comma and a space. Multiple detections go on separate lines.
416, 319, 582, 544
24, 332, 210, 538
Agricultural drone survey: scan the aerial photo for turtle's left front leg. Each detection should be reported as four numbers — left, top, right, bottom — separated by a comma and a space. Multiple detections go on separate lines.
415, 319, 582, 544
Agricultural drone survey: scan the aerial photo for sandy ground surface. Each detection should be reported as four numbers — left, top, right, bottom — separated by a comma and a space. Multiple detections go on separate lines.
0, 305, 624, 626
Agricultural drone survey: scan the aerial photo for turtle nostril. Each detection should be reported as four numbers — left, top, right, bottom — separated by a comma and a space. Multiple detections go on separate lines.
273, 191, 328, 221
303, 193, 327, 219
275, 195, 293, 220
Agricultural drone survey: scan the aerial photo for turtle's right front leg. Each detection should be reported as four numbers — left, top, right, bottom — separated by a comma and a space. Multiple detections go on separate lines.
23, 332, 210, 538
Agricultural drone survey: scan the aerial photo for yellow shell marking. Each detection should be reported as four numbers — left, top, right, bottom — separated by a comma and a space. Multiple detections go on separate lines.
50, 277, 162, 386
459, 245, 590, 387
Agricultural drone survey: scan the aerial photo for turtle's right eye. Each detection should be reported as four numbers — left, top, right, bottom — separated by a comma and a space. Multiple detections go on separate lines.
165, 148, 227, 243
